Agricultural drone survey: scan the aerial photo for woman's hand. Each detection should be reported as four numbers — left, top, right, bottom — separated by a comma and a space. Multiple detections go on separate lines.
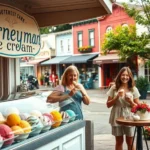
125, 96, 137, 107
69, 88, 77, 97
125, 96, 132, 104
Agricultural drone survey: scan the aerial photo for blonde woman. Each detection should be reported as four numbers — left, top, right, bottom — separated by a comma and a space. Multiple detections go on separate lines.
47, 65, 90, 120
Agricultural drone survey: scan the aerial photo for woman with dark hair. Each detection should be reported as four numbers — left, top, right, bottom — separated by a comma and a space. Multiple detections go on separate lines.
47, 65, 90, 120
106, 67, 141, 150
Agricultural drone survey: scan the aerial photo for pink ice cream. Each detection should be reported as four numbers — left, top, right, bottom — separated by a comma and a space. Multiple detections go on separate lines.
0, 124, 14, 147
43, 113, 54, 124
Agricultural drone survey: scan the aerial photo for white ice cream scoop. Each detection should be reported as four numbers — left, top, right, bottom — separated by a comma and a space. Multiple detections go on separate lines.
125, 92, 133, 99
133, 114, 140, 121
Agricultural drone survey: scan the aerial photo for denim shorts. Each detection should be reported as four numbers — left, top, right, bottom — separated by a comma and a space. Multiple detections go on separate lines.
112, 126, 134, 137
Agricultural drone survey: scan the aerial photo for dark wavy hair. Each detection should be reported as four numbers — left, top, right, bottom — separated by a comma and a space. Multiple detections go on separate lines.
115, 67, 135, 91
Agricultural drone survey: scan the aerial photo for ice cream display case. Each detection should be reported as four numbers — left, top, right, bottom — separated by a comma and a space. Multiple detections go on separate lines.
0, 91, 86, 150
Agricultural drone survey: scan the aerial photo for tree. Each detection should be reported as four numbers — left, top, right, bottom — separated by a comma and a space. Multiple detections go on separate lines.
102, 25, 150, 60
40, 24, 71, 34
40, 27, 51, 34
102, 0, 150, 63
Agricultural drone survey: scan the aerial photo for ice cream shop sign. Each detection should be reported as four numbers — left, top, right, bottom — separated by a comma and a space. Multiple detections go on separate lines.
0, 4, 41, 58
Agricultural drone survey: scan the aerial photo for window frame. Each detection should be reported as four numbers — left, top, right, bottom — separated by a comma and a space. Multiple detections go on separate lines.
60, 40, 63, 52
88, 29, 95, 47
77, 31, 83, 48
106, 26, 113, 33
67, 39, 70, 52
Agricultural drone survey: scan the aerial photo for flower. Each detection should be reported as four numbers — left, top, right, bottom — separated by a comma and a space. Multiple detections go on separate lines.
131, 102, 150, 114
78, 46, 92, 52
144, 126, 150, 139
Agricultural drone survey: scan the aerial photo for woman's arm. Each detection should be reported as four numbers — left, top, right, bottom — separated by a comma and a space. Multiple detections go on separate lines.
125, 97, 137, 107
106, 95, 119, 108
134, 98, 141, 105
47, 91, 70, 103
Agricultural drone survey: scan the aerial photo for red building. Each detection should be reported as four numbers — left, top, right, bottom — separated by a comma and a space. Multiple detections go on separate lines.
73, 19, 99, 55
94, 3, 137, 87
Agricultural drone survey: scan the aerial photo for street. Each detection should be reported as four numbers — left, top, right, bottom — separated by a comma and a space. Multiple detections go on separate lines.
83, 102, 111, 135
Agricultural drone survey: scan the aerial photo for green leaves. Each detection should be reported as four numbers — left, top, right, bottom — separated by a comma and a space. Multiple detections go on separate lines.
102, 25, 150, 60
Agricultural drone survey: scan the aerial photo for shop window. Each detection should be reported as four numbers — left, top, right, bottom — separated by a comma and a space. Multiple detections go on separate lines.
122, 24, 128, 28
0, 57, 9, 100
60, 40, 63, 52
89, 29, 95, 47
145, 64, 150, 82
77, 32, 83, 48
68, 39, 70, 52
106, 26, 112, 33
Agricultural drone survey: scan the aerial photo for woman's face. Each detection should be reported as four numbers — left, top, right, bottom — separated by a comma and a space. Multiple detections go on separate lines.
120, 70, 130, 84
66, 70, 77, 84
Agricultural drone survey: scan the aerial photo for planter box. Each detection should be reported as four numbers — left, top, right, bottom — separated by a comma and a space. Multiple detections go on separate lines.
78, 48, 92, 53
139, 90, 147, 99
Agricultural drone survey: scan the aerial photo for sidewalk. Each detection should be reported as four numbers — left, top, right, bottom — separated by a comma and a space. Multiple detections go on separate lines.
39, 86, 150, 150
87, 89, 150, 150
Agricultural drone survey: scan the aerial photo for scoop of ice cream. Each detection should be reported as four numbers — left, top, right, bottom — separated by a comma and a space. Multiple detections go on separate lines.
40, 115, 52, 133
4, 107, 20, 117
6, 114, 21, 127
50, 111, 62, 128
30, 110, 42, 118
118, 89, 125, 97
11, 126, 24, 135
125, 92, 133, 99
43, 113, 54, 124
65, 110, 76, 122
19, 113, 30, 120
19, 120, 31, 133
73, 81, 77, 86
27, 116, 43, 137
0, 124, 14, 147
61, 111, 70, 124
40, 115, 52, 126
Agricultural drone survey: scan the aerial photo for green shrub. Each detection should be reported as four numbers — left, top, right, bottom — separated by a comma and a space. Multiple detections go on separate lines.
136, 76, 149, 91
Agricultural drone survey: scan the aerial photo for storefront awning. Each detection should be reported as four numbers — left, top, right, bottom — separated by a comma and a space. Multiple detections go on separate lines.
93, 54, 125, 64
60, 54, 98, 64
4, 0, 112, 27
27, 58, 49, 65
41, 56, 71, 65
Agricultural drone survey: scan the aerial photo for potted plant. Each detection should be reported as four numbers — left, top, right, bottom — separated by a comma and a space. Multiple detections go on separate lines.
136, 76, 149, 99
131, 102, 150, 120
40, 75, 44, 85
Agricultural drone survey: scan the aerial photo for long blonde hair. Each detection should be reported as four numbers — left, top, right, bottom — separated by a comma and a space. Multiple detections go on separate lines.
61, 65, 79, 86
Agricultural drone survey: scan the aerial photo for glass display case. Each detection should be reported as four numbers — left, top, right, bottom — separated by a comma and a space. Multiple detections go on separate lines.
0, 91, 86, 150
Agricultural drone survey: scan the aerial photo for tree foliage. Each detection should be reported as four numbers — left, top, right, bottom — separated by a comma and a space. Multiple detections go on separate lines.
102, 25, 150, 60
102, 0, 150, 62
40, 24, 71, 34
